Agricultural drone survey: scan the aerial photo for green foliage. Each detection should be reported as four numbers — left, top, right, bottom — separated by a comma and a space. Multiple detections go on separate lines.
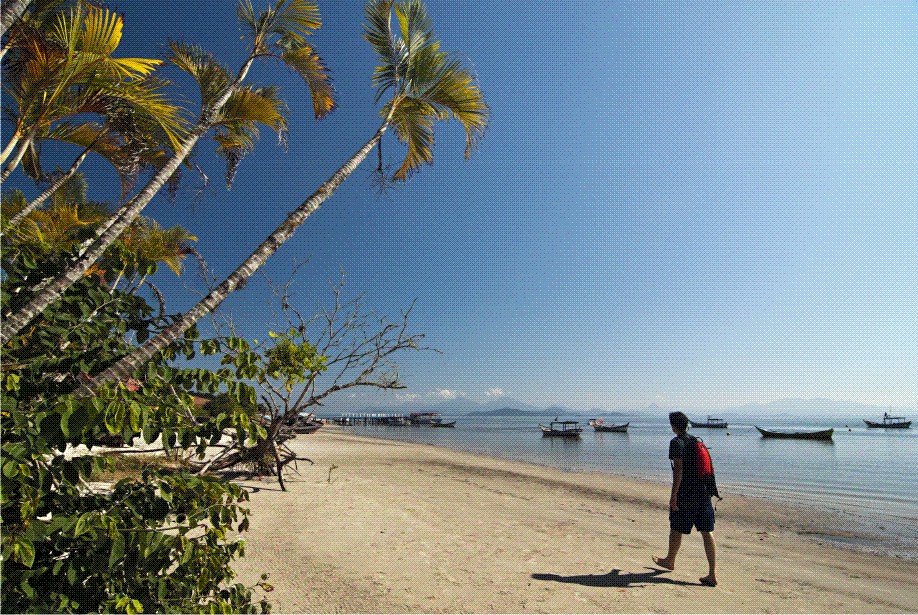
1, 255, 269, 613
263, 329, 327, 391
2, 173, 197, 291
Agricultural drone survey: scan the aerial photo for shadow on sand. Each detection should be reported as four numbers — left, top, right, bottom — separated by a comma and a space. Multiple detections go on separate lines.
532, 567, 697, 588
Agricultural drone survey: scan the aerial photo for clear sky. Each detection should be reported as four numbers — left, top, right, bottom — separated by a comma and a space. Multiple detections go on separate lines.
10, 1, 917, 411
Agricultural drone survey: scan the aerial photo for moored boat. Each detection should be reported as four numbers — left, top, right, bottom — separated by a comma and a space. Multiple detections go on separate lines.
291, 420, 323, 434
592, 421, 629, 433
864, 412, 911, 429
539, 420, 582, 438
755, 426, 833, 440
430, 420, 456, 428
690, 416, 728, 429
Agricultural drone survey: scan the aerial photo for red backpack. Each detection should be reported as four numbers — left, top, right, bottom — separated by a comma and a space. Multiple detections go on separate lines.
689, 436, 721, 500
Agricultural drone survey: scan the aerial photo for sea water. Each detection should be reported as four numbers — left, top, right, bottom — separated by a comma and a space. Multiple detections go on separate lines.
326, 412, 918, 560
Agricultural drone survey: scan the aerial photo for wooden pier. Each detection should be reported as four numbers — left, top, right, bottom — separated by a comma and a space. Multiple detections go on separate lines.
330, 413, 410, 426
329, 412, 453, 427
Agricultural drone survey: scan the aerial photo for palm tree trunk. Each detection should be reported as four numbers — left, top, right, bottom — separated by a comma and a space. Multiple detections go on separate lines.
0, 0, 30, 38
0, 130, 21, 164
4, 141, 94, 230
0, 57, 256, 345
0, 127, 36, 182
86, 121, 391, 390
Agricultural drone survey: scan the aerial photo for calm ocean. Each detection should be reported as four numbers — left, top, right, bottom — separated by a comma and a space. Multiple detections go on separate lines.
323, 411, 918, 560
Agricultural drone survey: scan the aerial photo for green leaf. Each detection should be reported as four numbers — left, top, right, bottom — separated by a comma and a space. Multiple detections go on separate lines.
109, 533, 125, 567
74, 512, 93, 537
128, 401, 141, 432
3, 460, 19, 478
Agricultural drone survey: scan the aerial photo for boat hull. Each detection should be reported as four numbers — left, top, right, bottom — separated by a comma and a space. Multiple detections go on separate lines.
755, 426, 833, 440
292, 421, 323, 434
539, 425, 582, 437
593, 422, 629, 433
864, 420, 911, 429
690, 421, 728, 429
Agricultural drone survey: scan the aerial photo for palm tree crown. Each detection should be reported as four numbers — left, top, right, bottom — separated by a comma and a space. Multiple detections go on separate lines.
364, 0, 488, 180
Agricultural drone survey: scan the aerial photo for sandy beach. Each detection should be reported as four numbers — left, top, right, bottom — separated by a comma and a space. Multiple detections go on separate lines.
230, 428, 918, 613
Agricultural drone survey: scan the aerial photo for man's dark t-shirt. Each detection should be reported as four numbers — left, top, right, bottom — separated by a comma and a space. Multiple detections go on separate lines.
669, 433, 704, 507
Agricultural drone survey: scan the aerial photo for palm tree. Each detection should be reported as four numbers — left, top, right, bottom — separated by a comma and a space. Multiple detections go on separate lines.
3, 173, 196, 288
0, 0, 33, 39
0, 0, 334, 344
0, 3, 185, 182
86, 0, 488, 390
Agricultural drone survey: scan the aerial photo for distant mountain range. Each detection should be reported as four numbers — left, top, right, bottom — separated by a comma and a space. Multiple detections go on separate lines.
466, 407, 627, 417
337, 396, 910, 420
705, 398, 909, 419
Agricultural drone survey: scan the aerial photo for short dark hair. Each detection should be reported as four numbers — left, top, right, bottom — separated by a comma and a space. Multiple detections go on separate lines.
669, 411, 689, 431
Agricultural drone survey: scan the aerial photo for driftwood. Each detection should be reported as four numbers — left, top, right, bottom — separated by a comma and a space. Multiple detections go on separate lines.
190, 429, 314, 491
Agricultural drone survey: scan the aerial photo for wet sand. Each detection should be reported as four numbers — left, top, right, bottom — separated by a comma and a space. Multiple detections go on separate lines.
230, 428, 918, 613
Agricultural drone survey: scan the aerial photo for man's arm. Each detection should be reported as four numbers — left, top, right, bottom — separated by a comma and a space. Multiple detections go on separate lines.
670, 458, 683, 511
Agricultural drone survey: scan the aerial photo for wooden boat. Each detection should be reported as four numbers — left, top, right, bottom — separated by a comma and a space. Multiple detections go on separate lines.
755, 426, 833, 440
291, 420, 323, 434
864, 412, 911, 429
539, 420, 582, 438
592, 421, 629, 433
690, 416, 728, 429
430, 420, 456, 428
408, 412, 442, 425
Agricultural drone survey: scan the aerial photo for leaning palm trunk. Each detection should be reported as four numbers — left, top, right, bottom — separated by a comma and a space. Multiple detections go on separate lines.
0, 0, 29, 39
0, 130, 22, 164
87, 120, 391, 390
0, 58, 255, 344
4, 140, 96, 231
0, 126, 37, 182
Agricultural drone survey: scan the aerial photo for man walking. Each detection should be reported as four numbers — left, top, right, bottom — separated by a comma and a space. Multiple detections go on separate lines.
653, 411, 717, 586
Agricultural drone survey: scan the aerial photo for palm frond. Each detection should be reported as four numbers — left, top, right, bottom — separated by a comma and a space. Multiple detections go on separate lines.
238, 0, 321, 54
79, 5, 123, 58
364, 0, 402, 101
118, 217, 197, 275
280, 46, 335, 118
388, 97, 436, 181
1, 190, 29, 220
417, 57, 488, 159
221, 86, 288, 133
394, 0, 433, 61
168, 41, 232, 110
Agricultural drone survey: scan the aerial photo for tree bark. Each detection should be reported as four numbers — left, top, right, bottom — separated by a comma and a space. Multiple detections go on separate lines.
4, 141, 94, 230
0, 126, 36, 182
86, 120, 391, 390
0, 57, 256, 344
0, 130, 21, 164
0, 0, 30, 38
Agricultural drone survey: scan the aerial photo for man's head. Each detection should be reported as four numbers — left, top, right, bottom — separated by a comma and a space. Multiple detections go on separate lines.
669, 411, 689, 434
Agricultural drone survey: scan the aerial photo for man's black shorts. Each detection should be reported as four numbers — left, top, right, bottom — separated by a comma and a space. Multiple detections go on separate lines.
669, 497, 715, 534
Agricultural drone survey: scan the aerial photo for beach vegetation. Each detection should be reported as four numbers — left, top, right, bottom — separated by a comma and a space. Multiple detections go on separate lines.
188, 267, 429, 490
2, 0, 484, 610
1, 249, 269, 612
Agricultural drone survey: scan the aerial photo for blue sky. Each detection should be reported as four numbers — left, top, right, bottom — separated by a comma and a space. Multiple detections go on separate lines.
8, 1, 917, 411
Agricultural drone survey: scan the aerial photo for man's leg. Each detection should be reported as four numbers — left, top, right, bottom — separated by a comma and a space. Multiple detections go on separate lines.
653, 530, 682, 570
699, 531, 717, 585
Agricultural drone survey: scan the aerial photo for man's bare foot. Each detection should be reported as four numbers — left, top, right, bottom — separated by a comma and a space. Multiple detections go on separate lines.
699, 575, 717, 587
652, 556, 674, 570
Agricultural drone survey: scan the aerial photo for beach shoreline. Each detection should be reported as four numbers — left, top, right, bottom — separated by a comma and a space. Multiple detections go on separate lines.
230, 428, 918, 613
